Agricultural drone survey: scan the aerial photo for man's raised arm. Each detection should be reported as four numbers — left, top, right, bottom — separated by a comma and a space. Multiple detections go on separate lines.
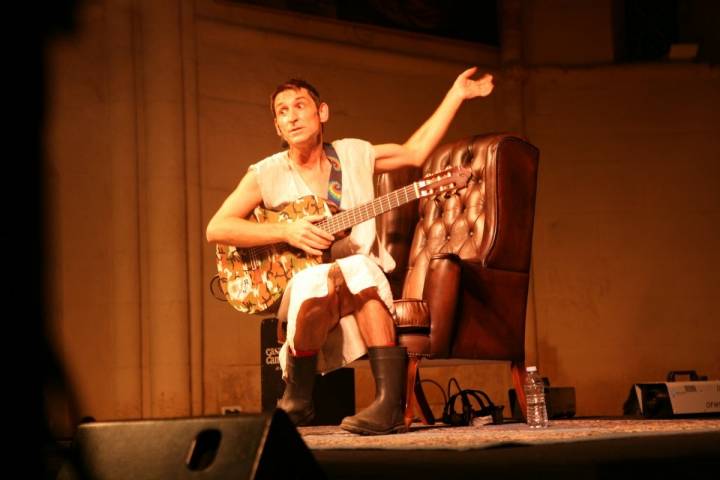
374, 67, 494, 173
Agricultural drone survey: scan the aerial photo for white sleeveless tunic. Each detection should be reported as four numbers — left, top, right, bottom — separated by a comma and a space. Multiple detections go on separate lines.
249, 138, 396, 375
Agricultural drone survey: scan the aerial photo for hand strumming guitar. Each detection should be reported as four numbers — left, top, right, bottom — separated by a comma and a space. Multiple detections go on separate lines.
283, 214, 334, 256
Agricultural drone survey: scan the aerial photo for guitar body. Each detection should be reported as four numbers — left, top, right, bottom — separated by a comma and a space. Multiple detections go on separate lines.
215, 196, 327, 314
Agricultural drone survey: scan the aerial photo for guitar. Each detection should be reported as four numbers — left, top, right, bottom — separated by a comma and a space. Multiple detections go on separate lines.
215, 166, 471, 314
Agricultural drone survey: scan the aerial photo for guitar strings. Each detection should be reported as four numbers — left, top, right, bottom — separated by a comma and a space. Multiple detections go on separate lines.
239, 184, 417, 267
237, 173, 462, 267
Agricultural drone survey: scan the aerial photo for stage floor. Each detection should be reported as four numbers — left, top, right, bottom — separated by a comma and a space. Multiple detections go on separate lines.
45, 415, 720, 479
303, 417, 720, 479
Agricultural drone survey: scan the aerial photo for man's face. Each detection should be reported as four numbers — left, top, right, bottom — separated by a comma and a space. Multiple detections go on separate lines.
273, 87, 328, 147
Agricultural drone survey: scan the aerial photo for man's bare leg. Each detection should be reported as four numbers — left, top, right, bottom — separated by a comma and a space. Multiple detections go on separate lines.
281, 263, 407, 434
331, 266, 408, 435
277, 266, 344, 425
352, 290, 396, 347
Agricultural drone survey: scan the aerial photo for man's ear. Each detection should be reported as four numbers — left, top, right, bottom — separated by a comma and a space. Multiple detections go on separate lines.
273, 118, 283, 137
318, 102, 329, 123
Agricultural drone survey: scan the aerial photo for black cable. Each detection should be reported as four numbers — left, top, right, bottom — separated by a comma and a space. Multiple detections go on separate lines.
447, 377, 462, 397
420, 378, 448, 406
209, 275, 228, 302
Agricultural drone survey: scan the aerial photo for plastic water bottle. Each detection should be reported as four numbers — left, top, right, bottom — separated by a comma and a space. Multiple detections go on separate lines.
524, 366, 549, 428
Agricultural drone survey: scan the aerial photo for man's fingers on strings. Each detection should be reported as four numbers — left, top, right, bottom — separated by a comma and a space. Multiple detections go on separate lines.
312, 226, 334, 242
302, 245, 324, 256
300, 227, 331, 249
303, 232, 332, 255
303, 216, 334, 242
306, 230, 331, 247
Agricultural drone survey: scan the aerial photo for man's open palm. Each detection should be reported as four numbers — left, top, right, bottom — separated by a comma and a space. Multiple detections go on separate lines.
453, 67, 494, 100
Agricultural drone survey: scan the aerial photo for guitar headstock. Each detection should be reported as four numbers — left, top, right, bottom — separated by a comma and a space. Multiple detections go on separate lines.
416, 166, 472, 198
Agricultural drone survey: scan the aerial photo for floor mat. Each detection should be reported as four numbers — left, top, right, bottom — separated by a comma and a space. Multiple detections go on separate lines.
300, 418, 720, 450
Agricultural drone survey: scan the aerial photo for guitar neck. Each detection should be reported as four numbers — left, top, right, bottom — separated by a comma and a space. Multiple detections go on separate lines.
317, 183, 418, 235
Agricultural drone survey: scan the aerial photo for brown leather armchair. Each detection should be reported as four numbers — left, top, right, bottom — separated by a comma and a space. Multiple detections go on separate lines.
376, 133, 540, 427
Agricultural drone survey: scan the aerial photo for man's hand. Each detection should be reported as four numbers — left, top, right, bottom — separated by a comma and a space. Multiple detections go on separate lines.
374, 66, 495, 172
451, 67, 494, 101
283, 214, 334, 256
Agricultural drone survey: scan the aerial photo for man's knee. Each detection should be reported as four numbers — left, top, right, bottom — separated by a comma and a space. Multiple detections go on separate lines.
351, 287, 385, 311
292, 295, 338, 351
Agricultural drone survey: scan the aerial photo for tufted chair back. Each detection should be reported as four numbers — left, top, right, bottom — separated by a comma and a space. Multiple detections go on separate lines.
376, 133, 540, 426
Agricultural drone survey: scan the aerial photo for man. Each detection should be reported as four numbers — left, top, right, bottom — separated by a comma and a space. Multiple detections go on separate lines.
206, 67, 494, 435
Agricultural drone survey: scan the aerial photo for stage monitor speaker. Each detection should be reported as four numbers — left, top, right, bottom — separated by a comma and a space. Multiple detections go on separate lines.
57, 409, 326, 479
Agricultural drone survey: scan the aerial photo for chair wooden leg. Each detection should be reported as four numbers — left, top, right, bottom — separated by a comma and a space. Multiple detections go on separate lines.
413, 368, 435, 425
404, 356, 420, 429
511, 360, 527, 420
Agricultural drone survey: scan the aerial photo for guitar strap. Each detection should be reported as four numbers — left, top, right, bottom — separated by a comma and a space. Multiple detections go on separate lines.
324, 143, 342, 209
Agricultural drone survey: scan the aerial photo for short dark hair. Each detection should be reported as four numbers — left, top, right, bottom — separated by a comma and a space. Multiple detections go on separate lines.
270, 79, 321, 117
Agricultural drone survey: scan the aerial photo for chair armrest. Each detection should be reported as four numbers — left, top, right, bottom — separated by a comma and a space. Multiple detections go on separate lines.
393, 299, 430, 332
393, 298, 432, 357
422, 253, 461, 358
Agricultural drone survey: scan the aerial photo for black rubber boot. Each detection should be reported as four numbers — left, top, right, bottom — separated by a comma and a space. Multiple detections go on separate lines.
340, 346, 408, 435
277, 354, 317, 426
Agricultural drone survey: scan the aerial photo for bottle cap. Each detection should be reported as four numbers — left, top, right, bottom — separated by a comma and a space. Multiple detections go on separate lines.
526, 366, 537, 372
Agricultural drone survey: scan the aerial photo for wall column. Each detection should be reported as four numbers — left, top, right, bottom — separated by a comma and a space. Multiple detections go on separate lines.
135, 0, 191, 417
107, 0, 143, 419
179, 0, 205, 416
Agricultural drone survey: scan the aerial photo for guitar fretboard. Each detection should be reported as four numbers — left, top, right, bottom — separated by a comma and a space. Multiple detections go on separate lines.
316, 183, 418, 235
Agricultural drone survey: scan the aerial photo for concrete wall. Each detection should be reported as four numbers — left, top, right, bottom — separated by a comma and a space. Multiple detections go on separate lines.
44, 0, 720, 432
527, 64, 720, 414
45, 0, 204, 431
523, 0, 615, 65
